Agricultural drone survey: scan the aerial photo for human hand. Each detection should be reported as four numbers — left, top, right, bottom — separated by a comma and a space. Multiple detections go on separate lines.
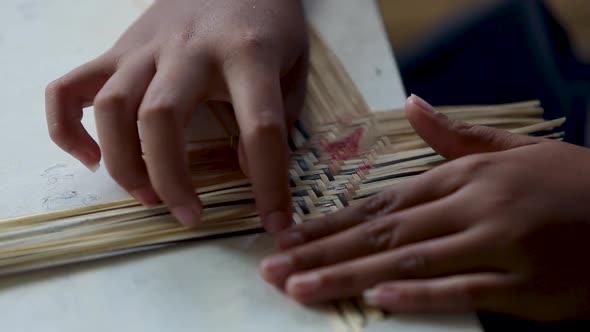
45, 0, 308, 232
260, 95, 590, 321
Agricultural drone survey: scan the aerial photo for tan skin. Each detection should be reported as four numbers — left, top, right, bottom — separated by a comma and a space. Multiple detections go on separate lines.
45, 0, 309, 232
261, 95, 590, 322
46, 0, 589, 322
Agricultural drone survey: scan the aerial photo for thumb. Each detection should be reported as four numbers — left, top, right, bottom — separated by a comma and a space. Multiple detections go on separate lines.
405, 94, 539, 160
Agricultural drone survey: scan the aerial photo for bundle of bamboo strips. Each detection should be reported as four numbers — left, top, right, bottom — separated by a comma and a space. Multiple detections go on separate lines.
0, 29, 565, 281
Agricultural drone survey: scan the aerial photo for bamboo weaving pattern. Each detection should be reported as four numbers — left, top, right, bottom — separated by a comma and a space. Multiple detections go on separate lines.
0, 29, 565, 282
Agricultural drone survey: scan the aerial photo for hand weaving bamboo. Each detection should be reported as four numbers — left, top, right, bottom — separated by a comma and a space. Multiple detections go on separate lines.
0, 28, 565, 327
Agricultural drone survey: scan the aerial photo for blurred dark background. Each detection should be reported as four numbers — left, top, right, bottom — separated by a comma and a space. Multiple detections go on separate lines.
379, 0, 590, 147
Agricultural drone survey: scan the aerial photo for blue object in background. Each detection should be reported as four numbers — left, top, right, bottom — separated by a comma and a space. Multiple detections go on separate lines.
397, 0, 590, 146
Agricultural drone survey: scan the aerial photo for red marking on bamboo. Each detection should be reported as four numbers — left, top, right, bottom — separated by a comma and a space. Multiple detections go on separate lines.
321, 128, 364, 161
356, 164, 372, 172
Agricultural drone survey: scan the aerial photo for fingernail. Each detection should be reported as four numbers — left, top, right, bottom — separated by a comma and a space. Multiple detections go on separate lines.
86, 162, 100, 173
277, 231, 305, 249
74, 150, 100, 172
130, 188, 160, 206
260, 254, 294, 283
172, 205, 201, 227
287, 273, 321, 296
409, 94, 437, 114
264, 211, 293, 233
363, 288, 379, 306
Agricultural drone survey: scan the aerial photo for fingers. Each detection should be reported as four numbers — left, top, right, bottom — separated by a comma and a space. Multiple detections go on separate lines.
283, 228, 493, 304
237, 139, 250, 177
275, 201, 378, 250
364, 273, 510, 314
235, 53, 309, 181
138, 52, 211, 227
245, 54, 308, 183
406, 95, 540, 160
94, 55, 159, 205
275, 157, 467, 249
226, 58, 292, 233
45, 56, 116, 170
261, 194, 467, 286
280, 54, 309, 129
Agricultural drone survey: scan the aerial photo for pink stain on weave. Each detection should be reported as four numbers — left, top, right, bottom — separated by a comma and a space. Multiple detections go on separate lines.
321, 127, 364, 161
356, 164, 372, 172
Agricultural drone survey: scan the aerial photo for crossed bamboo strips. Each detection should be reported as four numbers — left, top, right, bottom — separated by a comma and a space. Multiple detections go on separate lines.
0, 102, 565, 276
0, 29, 565, 277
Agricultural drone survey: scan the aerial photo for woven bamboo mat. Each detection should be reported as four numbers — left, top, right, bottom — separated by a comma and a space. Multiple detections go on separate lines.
0, 26, 564, 330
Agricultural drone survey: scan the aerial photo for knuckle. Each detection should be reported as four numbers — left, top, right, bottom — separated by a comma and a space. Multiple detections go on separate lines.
224, 29, 273, 67
165, 30, 199, 54
485, 189, 517, 212
440, 169, 467, 192
480, 174, 522, 214
397, 252, 429, 278
244, 111, 284, 138
454, 122, 515, 150
138, 99, 177, 124
472, 125, 505, 145
45, 78, 69, 101
363, 218, 399, 252
452, 122, 488, 145
451, 121, 478, 137
235, 29, 271, 54
179, 25, 198, 45
94, 91, 128, 113
362, 190, 398, 219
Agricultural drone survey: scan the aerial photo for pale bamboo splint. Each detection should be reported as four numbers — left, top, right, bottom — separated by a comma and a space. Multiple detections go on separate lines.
0, 27, 565, 328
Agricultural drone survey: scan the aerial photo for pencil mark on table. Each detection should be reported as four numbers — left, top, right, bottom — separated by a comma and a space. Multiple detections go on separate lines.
44, 164, 66, 173
41, 191, 78, 208
82, 194, 100, 206
41, 164, 75, 191
39, 163, 85, 210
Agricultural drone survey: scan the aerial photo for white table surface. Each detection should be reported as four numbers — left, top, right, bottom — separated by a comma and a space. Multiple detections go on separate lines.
0, 1, 481, 331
